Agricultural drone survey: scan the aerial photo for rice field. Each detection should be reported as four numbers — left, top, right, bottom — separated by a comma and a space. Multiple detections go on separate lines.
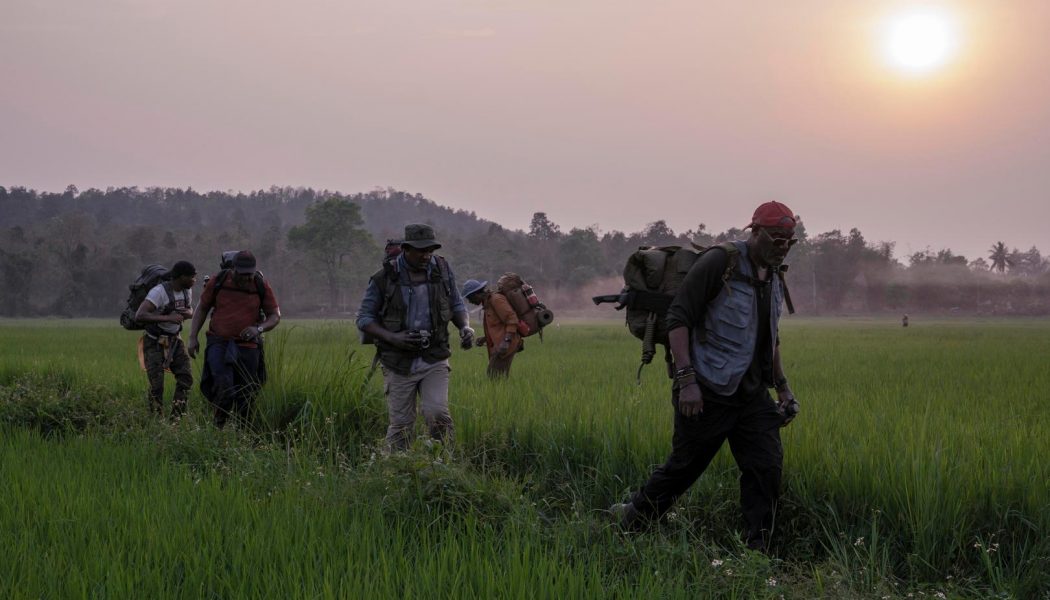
1, 318, 1048, 598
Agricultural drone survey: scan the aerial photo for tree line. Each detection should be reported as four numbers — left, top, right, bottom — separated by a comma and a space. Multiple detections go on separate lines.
1, 185, 1048, 318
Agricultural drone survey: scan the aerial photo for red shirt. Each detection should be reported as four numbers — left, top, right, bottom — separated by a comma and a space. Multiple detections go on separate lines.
198, 273, 279, 347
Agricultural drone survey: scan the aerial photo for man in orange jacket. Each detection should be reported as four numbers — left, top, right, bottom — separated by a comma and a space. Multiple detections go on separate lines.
462, 279, 522, 378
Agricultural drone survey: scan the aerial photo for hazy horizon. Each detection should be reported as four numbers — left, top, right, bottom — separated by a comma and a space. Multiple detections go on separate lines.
3, 0, 1048, 263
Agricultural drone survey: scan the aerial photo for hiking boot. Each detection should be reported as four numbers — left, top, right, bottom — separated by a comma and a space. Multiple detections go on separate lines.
745, 530, 769, 553
609, 501, 643, 531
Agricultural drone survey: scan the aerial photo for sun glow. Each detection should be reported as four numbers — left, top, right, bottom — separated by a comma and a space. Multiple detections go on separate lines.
881, 8, 961, 76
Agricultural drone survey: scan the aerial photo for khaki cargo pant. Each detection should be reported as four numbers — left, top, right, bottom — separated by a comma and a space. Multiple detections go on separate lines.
382, 361, 453, 451
143, 334, 193, 418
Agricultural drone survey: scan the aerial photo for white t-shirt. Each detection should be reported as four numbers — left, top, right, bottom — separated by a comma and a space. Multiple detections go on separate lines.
145, 283, 192, 335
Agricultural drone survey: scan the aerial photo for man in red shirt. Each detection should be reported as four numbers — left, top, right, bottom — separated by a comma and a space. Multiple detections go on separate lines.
188, 251, 281, 428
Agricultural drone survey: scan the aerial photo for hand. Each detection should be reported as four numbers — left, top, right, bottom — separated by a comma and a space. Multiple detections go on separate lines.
187, 337, 200, 359
777, 387, 800, 426
677, 382, 703, 418
239, 326, 262, 342
176, 308, 193, 317
167, 312, 186, 324
387, 330, 424, 350
495, 340, 510, 358
475, 336, 487, 348
459, 326, 475, 350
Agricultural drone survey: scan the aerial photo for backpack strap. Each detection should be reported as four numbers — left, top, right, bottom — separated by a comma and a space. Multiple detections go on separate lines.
433, 256, 453, 297
160, 281, 177, 315
717, 242, 796, 314
717, 242, 741, 295
374, 260, 400, 311
213, 267, 232, 300
214, 269, 267, 305
776, 266, 796, 315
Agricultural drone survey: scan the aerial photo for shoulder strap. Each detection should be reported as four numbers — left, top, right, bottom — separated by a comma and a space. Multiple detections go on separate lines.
211, 269, 232, 302
433, 256, 452, 296
161, 281, 176, 314
776, 267, 796, 314
719, 242, 740, 287
253, 273, 266, 304
374, 261, 400, 308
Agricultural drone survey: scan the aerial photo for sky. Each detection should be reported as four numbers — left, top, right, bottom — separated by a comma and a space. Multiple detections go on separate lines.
2, 0, 1049, 263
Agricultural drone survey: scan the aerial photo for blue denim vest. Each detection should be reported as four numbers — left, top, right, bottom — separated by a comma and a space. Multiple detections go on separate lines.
690, 240, 784, 396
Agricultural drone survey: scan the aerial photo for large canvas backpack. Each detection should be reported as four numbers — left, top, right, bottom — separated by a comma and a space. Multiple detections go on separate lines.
119, 264, 171, 330
495, 272, 554, 338
621, 245, 710, 379
611, 242, 794, 381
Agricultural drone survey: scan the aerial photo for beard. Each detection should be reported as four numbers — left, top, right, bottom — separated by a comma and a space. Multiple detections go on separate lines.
760, 246, 789, 267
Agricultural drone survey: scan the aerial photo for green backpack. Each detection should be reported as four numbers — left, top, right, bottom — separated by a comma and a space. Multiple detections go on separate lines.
624, 244, 728, 381
597, 242, 794, 382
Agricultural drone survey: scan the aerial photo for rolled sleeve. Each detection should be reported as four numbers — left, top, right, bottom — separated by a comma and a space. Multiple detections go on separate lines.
355, 279, 382, 330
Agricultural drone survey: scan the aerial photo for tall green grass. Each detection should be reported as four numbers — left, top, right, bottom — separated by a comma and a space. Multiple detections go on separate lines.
1, 318, 1048, 598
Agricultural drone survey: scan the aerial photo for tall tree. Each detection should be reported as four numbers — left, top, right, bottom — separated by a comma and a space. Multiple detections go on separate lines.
988, 241, 1011, 274
288, 198, 376, 310
528, 212, 561, 241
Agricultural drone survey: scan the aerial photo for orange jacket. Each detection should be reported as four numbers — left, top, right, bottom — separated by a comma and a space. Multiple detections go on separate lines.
482, 292, 521, 354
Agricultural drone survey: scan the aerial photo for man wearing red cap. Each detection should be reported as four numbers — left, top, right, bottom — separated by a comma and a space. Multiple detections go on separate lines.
612, 201, 801, 552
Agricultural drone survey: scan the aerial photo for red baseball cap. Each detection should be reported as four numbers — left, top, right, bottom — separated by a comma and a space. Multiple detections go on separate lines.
747, 201, 797, 229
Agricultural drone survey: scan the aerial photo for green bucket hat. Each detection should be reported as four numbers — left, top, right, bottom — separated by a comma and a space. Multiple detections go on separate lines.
401, 224, 442, 250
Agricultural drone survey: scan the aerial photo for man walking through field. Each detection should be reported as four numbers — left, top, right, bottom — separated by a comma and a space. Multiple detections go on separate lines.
356, 224, 475, 451
134, 260, 197, 419
612, 201, 801, 552
462, 279, 522, 378
187, 251, 281, 428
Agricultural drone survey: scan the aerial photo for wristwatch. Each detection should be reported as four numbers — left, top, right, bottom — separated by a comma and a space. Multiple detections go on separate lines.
256, 325, 265, 336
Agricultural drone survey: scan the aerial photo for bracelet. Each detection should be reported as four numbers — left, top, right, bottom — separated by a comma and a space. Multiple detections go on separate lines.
673, 365, 695, 379
773, 376, 788, 391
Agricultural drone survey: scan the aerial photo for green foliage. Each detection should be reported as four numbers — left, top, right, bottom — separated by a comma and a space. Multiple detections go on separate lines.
288, 197, 377, 309
1, 319, 1049, 597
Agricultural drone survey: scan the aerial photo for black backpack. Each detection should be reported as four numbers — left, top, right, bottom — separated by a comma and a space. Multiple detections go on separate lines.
120, 264, 171, 330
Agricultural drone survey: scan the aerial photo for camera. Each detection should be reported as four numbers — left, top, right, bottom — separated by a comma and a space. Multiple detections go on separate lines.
408, 330, 431, 349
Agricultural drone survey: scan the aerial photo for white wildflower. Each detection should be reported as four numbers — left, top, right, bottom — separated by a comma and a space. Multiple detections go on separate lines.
710, 559, 724, 568
766, 577, 778, 587
854, 537, 865, 546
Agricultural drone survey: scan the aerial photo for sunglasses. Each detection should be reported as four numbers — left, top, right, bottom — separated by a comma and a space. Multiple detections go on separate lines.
759, 227, 798, 248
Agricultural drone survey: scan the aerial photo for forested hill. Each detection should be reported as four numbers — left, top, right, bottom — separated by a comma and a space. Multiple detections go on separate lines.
1, 185, 1048, 318
0, 185, 501, 242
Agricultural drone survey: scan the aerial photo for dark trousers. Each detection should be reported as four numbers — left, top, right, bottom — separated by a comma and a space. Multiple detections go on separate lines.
631, 385, 783, 547
204, 340, 262, 429
143, 335, 193, 418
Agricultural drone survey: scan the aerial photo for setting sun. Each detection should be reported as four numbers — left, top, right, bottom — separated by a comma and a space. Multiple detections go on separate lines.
881, 7, 961, 76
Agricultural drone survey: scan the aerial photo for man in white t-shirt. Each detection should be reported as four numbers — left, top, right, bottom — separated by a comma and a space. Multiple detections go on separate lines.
135, 261, 197, 418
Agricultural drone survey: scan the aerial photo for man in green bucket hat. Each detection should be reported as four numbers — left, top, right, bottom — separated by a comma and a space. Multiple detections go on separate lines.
356, 224, 475, 451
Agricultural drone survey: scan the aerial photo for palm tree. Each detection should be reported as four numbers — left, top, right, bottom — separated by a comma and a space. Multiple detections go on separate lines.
988, 241, 1011, 274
